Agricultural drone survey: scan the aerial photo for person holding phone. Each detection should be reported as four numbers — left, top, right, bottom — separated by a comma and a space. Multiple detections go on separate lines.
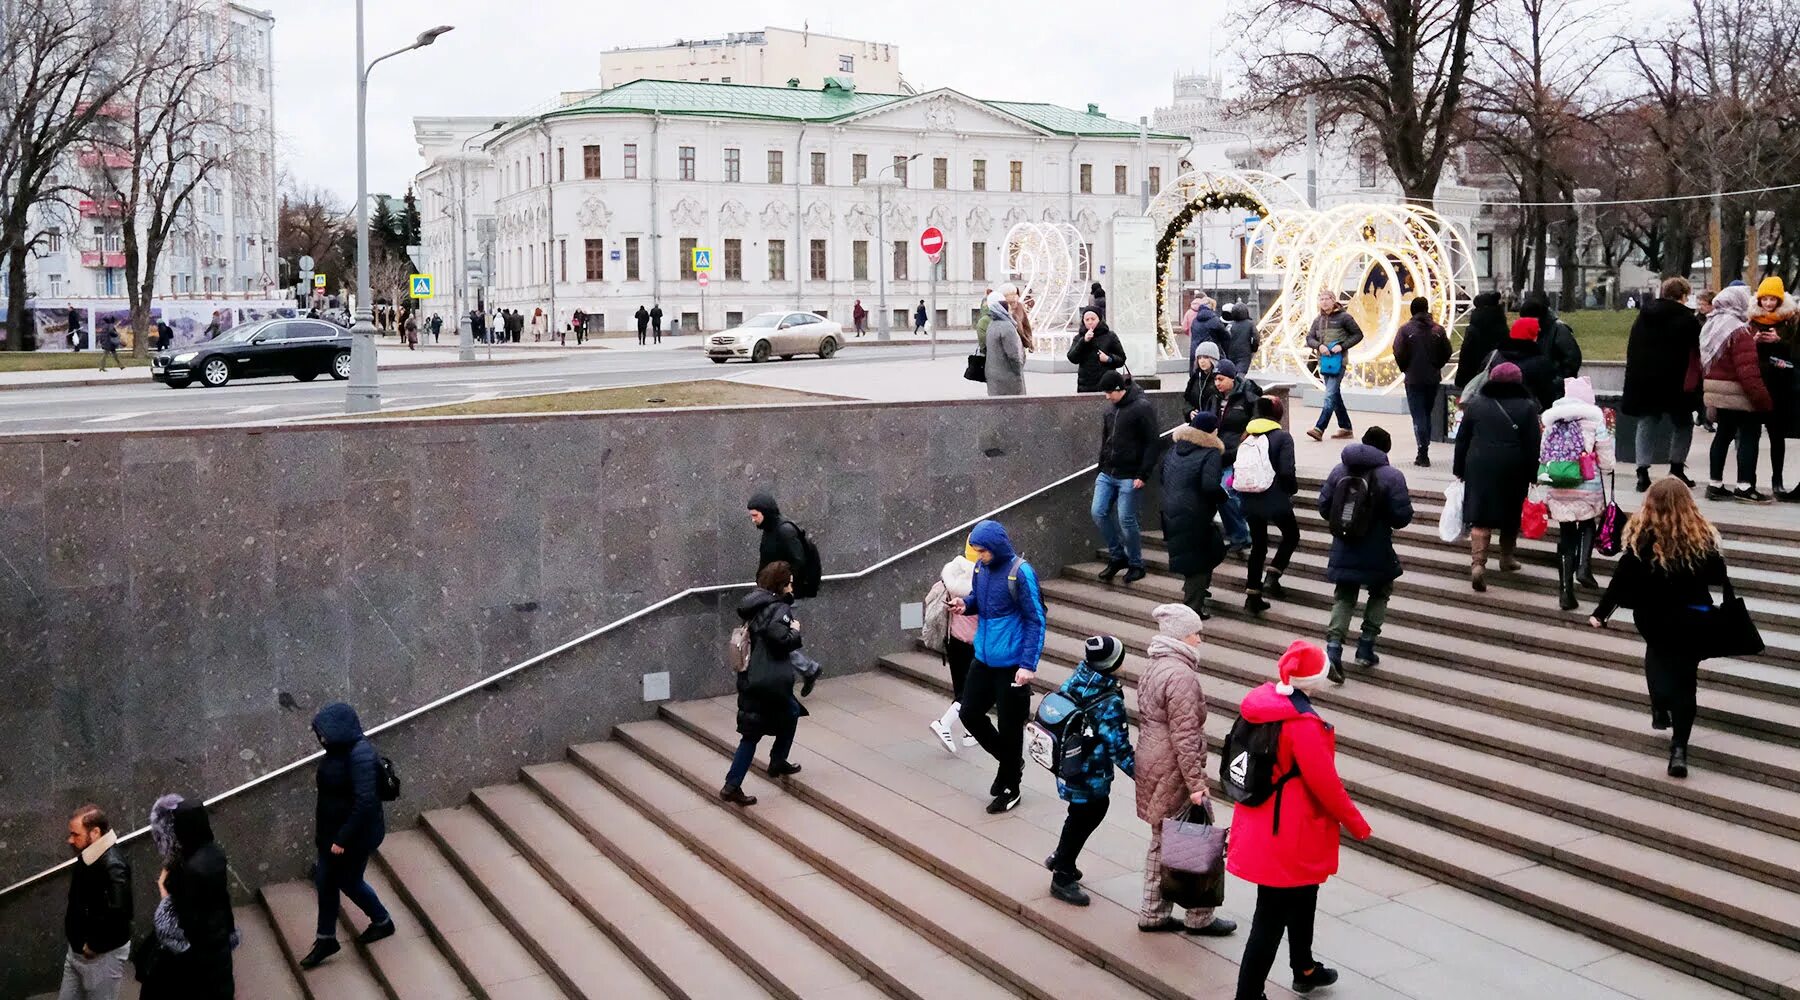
1067, 307, 1127, 393
948, 520, 1046, 814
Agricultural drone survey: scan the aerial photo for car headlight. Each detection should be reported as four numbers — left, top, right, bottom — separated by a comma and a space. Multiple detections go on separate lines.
172, 352, 198, 364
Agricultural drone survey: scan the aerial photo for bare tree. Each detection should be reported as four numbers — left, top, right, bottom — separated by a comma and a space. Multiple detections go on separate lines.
1236, 0, 1485, 204
276, 179, 353, 298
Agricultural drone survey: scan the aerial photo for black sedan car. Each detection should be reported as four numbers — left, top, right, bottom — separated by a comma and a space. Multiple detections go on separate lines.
152, 318, 354, 388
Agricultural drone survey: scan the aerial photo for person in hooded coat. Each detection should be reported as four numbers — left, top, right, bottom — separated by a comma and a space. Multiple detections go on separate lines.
1521, 291, 1582, 391
949, 519, 1046, 814
1240, 396, 1300, 614
1188, 298, 1227, 370
300, 703, 393, 969
1159, 411, 1227, 617
1621, 276, 1701, 491
1044, 635, 1134, 907
1224, 303, 1260, 371
984, 287, 1027, 396
1542, 377, 1615, 609
1228, 642, 1371, 1000
635, 305, 651, 345
1067, 307, 1127, 392
1748, 276, 1800, 499
1492, 317, 1559, 409
1701, 284, 1773, 504
1455, 361, 1542, 593
1184, 341, 1221, 419
139, 798, 234, 1000
1318, 428, 1414, 680
721, 561, 809, 806
747, 493, 808, 579
1453, 291, 1509, 389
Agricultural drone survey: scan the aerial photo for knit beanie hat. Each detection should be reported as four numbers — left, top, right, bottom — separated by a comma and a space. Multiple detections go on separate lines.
1563, 376, 1595, 406
1362, 426, 1391, 453
1276, 640, 1329, 695
1509, 317, 1540, 341
1196, 340, 1221, 361
1098, 370, 1127, 392
1214, 359, 1240, 380
1189, 410, 1220, 432
1758, 276, 1786, 299
1084, 635, 1126, 673
1152, 602, 1204, 639
1489, 361, 1523, 384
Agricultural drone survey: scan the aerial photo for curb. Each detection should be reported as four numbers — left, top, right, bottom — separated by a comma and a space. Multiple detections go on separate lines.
0, 355, 557, 392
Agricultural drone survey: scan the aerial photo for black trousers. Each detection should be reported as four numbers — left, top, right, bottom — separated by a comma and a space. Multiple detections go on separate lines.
945, 636, 975, 703
1049, 796, 1109, 883
1246, 510, 1299, 590
1710, 409, 1761, 486
959, 662, 1031, 792
1234, 884, 1320, 1000
1645, 643, 1698, 748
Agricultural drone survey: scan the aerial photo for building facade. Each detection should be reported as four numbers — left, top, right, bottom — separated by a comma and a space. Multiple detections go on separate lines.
601, 27, 907, 94
421, 79, 1186, 335
27, 2, 278, 306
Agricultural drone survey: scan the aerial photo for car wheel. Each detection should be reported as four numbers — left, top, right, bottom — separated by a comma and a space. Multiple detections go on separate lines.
295, 371, 320, 382
330, 351, 352, 380
817, 337, 838, 359
200, 358, 231, 387
710, 357, 728, 364
751, 341, 771, 363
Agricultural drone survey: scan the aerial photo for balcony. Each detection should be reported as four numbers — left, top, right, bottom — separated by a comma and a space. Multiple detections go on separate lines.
79, 249, 126, 268
77, 149, 134, 170
78, 199, 124, 218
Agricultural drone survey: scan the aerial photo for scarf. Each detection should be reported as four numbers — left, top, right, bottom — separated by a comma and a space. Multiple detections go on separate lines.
1147, 634, 1200, 670
1701, 286, 1753, 368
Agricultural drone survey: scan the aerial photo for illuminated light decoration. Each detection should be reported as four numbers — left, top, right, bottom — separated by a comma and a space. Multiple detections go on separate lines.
1002, 221, 1088, 356
1147, 170, 1307, 355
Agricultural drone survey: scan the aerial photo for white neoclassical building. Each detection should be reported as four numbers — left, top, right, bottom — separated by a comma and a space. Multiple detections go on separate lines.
414, 79, 1187, 335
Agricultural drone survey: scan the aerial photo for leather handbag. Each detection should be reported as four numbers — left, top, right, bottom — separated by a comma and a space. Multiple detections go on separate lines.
1595, 473, 1624, 557
1674, 579, 1764, 660
963, 353, 987, 383
1158, 804, 1227, 909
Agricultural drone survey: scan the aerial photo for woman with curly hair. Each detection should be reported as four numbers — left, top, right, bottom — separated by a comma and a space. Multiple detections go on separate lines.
1589, 478, 1736, 778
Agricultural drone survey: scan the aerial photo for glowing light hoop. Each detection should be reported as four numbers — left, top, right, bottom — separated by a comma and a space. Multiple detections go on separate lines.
1003, 222, 1087, 356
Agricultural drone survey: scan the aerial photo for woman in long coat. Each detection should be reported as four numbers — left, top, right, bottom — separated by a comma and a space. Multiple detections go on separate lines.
139, 797, 234, 1000
985, 290, 1027, 396
1453, 362, 1541, 591
1159, 412, 1227, 617
719, 561, 809, 805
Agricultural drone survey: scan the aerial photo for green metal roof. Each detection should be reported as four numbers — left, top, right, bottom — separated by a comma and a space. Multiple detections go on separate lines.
986, 101, 1183, 139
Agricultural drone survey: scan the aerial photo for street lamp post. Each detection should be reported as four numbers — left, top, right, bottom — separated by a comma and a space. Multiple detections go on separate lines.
346, 6, 452, 414
448, 122, 504, 362
860, 153, 918, 343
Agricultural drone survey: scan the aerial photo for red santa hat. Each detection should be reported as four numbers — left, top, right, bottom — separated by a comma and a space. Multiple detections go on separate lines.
1276, 640, 1330, 695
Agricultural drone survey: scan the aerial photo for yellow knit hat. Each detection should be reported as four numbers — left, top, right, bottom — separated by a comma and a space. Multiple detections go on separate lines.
1758, 276, 1786, 299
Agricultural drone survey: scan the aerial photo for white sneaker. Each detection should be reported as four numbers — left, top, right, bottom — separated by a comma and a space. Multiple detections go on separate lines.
962, 733, 979, 747
929, 719, 958, 754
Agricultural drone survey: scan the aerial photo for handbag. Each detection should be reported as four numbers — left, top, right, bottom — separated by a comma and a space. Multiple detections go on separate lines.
1317, 350, 1345, 376
1157, 804, 1227, 909
1595, 473, 1625, 557
1520, 494, 1549, 540
1675, 579, 1765, 660
963, 353, 987, 383
1439, 481, 1467, 543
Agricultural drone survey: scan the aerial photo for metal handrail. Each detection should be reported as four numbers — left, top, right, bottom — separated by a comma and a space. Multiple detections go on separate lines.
0, 432, 1160, 902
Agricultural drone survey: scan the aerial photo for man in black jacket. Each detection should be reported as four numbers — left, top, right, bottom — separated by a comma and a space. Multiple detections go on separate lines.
62, 804, 132, 999
1093, 370, 1159, 583
301, 703, 394, 969
748, 493, 809, 579
1391, 296, 1452, 467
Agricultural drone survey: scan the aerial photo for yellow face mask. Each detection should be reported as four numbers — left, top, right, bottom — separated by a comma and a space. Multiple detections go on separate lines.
965, 543, 983, 564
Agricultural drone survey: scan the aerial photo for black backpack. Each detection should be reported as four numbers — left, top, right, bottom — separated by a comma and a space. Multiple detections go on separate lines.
376, 754, 401, 802
1219, 693, 1314, 820
1026, 687, 1117, 781
786, 521, 823, 599
1326, 472, 1377, 540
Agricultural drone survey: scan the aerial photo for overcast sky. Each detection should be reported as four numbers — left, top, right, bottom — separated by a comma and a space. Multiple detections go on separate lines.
261, 0, 1226, 204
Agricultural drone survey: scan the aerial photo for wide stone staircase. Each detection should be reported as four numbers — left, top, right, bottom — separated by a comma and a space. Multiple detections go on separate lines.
62, 478, 1799, 999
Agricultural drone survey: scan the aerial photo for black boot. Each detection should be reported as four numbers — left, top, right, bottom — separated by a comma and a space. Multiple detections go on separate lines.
1575, 526, 1599, 589
1098, 557, 1128, 582
1558, 554, 1578, 611
1669, 464, 1695, 488
1325, 642, 1345, 685
1414, 446, 1430, 468
1244, 589, 1270, 614
1050, 877, 1090, 906
1635, 467, 1651, 493
1667, 744, 1688, 778
1263, 570, 1287, 599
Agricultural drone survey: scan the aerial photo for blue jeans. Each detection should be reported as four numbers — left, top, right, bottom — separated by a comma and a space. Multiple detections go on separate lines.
315, 849, 389, 939
1404, 382, 1438, 456
1220, 466, 1250, 547
1091, 473, 1143, 567
1314, 374, 1351, 432
724, 715, 797, 789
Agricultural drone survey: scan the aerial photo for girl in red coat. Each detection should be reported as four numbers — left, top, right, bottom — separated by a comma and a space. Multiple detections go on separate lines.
1228, 641, 1372, 1000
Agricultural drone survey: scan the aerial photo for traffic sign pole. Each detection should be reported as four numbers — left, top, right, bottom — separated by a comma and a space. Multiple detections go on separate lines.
918, 227, 945, 355
929, 252, 940, 360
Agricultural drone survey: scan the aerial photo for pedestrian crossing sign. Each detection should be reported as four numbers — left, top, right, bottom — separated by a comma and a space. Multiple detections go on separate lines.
409, 274, 434, 298
692, 248, 712, 272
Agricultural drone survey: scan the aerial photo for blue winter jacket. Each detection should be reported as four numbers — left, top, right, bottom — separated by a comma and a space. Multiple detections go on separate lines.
1054, 664, 1135, 804
960, 520, 1046, 671
312, 702, 386, 854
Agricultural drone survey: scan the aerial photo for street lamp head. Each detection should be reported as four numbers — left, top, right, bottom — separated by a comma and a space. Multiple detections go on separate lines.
416, 25, 454, 47
905, 152, 921, 162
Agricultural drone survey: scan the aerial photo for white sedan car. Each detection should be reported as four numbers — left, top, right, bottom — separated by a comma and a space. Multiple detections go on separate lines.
706, 311, 842, 363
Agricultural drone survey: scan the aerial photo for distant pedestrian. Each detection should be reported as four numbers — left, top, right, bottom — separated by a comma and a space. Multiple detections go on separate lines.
430, 314, 443, 343
530, 308, 543, 342
1240, 396, 1300, 614
984, 287, 1027, 396
1093, 369, 1159, 585
1391, 295, 1451, 466
96, 321, 124, 371
1228, 641, 1371, 1000
721, 561, 810, 806
1135, 603, 1237, 936
155, 320, 175, 353
1748, 277, 1798, 500
1318, 427, 1414, 681
1543, 376, 1615, 609
635, 305, 650, 345
948, 519, 1045, 814
1453, 291, 1508, 390
1304, 291, 1364, 441
1067, 308, 1126, 393
1701, 285, 1772, 504
1492, 317, 1558, 409
299, 703, 395, 969
650, 303, 663, 344
1087, 281, 1106, 321
853, 299, 868, 337
746, 493, 809, 581
1591, 478, 1740, 778
137, 796, 233, 1000
402, 312, 418, 350
973, 288, 994, 353
67, 307, 84, 350
924, 554, 981, 753
1621, 276, 1701, 492
1159, 411, 1227, 618
1045, 635, 1134, 907
572, 309, 586, 344
510, 309, 524, 344
1188, 297, 1226, 370
60, 804, 132, 1000
915, 300, 928, 336
1455, 361, 1541, 592
202, 312, 221, 341
1212, 360, 1259, 556
1521, 291, 1582, 391
1223, 303, 1260, 372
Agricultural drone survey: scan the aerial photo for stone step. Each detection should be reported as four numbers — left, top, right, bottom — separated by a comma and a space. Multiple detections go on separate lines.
871, 654, 1800, 997
595, 723, 1160, 1000
233, 904, 306, 1000
373, 830, 570, 999
419, 805, 670, 1000
260, 880, 390, 1000
653, 697, 1272, 1000
1046, 570, 1800, 752
518, 757, 886, 1000
334, 862, 473, 999
467, 781, 778, 1000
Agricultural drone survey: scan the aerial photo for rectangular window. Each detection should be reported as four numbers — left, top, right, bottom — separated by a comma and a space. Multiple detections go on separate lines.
625, 237, 641, 280
1010, 160, 1023, 192
809, 239, 827, 280
768, 150, 783, 184
1084, 243, 1094, 279
893, 240, 908, 281
1358, 150, 1378, 189
724, 238, 742, 280
893, 155, 908, 186
540, 153, 546, 184
852, 153, 867, 184
48, 273, 62, 296
853, 240, 869, 280
583, 145, 601, 179
933, 157, 947, 189
1079, 163, 1092, 193
1149, 166, 1161, 195
972, 159, 986, 191
768, 239, 786, 281
557, 147, 565, 181
1116, 164, 1128, 195
1181, 239, 1195, 282
585, 239, 604, 280
623, 143, 638, 179
724, 147, 741, 182
559, 239, 567, 281
971, 242, 986, 282
46, 228, 61, 252
839, 54, 854, 72
680, 237, 696, 280
679, 146, 696, 181
810, 151, 826, 185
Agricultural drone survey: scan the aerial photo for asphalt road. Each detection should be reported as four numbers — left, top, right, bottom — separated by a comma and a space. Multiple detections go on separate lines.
0, 344, 947, 434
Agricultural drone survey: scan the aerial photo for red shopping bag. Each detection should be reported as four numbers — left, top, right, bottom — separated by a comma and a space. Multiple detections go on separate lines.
1520, 497, 1549, 540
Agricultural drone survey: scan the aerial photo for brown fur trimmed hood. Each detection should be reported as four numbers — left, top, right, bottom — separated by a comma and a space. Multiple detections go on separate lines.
1171, 424, 1223, 451
1750, 292, 1799, 326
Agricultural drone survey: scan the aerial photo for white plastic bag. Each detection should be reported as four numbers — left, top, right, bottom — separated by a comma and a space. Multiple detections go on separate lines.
1439, 481, 1467, 542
